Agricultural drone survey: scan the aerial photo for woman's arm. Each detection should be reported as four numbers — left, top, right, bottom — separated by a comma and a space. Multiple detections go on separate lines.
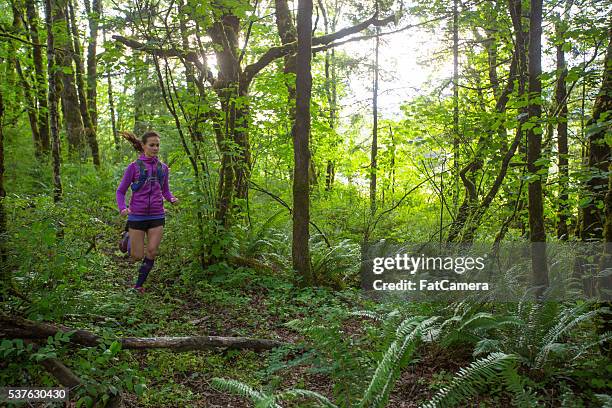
116, 165, 135, 211
162, 166, 177, 203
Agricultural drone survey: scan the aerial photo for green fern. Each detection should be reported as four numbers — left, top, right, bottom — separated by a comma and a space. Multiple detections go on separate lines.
594, 394, 612, 408
534, 304, 598, 368
310, 238, 360, 286
572, 331, 612, 360
349, 310, 388, 322
439, 307, 520, 349
558, 382, 585, 408
211, 378, 281, 408
421, 352, 518, 408
276, 389, 338, 407
502, 366, 539, 407
242, 210, 287, 259
473, 338, 502, 357
359, 316, 439, 408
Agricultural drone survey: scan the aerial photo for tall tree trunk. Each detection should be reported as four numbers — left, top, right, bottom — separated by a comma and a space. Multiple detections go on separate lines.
0, 87, 6, 268
68, 0, 99, 167
52, 0, 85, 155
594, 26, 612, 356
207, 15, 251, 225
274, 0, 297, 101
25, 0, 50, 154
370, 26, 379, 216
293, 0, 313, 286
599, 27, 612, 249
509, 0, 530, 241
320, 0, 337, 191
103, 27, 119, 150
84, 0, 99, 129
602, 162, 612, 355
527, 0, 549, 296
389, 125, 396, 202
45, 0, 62, 202
581, 25, 611, 241
9, 2, 42, 154
446, 39, 518, 242
555, 20, 569, 240
14, 59, 41, 151
3, 4, 19, 128
275, 0, 318, 189
452, 0, 460, 211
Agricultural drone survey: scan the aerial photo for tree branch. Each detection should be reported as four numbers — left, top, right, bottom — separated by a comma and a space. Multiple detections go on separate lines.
249, 180, 331, 248
243, 12, 397, 84
2, 315, 285, 352
112, 34, 212, 79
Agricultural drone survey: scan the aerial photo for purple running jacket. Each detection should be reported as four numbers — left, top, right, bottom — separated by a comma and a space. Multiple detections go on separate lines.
116, 154, 176, 215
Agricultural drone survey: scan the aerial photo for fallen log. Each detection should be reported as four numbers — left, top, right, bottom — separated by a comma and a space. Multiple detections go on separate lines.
1, 315, 285, 352
120, 336, 282, 351
25, 340, 123, 408
25, 340, 82, 388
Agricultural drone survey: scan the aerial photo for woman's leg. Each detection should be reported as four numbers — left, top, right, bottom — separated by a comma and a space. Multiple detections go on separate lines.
129, 228, 146, 260
133, 226, 163, 289
145, 226, 164, 260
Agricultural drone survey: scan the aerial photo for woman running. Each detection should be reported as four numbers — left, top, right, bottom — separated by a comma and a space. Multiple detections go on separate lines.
116, 131, 178, 293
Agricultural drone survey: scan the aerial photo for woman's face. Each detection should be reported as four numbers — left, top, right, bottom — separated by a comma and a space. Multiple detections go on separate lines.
143, 136, 160, 157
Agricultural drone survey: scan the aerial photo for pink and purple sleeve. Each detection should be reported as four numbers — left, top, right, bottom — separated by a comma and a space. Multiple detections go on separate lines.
116, 165, 134, 212
162, 166, 176, 202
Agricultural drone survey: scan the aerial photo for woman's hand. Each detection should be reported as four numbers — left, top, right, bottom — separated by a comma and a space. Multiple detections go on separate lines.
120, 208, 130, 216
170, 198, 179, 205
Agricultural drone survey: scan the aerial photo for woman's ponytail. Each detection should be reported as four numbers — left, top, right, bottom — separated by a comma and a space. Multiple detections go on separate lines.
119, 131, 144, 153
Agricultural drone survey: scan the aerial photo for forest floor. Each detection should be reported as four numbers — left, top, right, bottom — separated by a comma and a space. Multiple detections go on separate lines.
83, 233, 473, 408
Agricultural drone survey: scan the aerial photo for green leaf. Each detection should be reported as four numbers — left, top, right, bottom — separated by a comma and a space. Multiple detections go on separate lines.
77, 396, 94, 408
578, 197, 593, 208
562, 42, 572, 52
135, 383, 145, 396
109, 341, 121, 355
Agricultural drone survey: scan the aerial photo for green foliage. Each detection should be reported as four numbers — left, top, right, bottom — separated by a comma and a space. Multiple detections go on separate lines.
359, 316, 438, 408
212, 377, 341, 408
421, 352, 519, 408
311, 237, 361, 288
534, 303, 600, 369
2, 0, 610, 405
211, 378, 281, 408
284, 306, 372, 406
240, 210, 287, 258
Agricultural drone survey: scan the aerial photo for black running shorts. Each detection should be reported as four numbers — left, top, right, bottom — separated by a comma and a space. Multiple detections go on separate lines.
127, 218, 165, 231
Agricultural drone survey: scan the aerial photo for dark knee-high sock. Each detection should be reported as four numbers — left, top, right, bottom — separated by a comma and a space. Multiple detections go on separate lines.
135, 257, 154, 287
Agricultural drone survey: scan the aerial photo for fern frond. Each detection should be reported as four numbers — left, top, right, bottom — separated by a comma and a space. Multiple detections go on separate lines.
211, 378, 281, 408
242, 210, 287, 257
350, 310, 386, 321
311, 239, 360, 283
458, 312, 495, 331
473, 339, 502, 357
558, 382, 583, 408
520, 302, 543, 351
535, 307, 598, 368
502, 366, 539, 408
572, 331, 612, 360
359, 316, 439, 408
421, 352, 518, 408
461, 313, 522, 333
275, 389, 338, 408
594, 394, 612, 408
